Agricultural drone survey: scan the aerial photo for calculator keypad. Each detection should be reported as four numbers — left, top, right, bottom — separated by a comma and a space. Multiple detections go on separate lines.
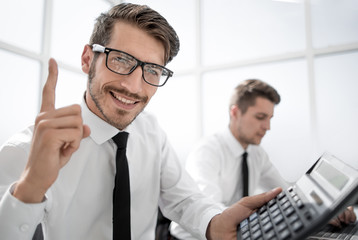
238, 188, 313, 240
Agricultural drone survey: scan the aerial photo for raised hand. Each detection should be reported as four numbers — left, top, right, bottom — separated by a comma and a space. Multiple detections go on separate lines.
13, 58, 90, 203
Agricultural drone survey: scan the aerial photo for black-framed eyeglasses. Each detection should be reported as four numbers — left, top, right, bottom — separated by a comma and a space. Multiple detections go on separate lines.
92, 44, 173, 87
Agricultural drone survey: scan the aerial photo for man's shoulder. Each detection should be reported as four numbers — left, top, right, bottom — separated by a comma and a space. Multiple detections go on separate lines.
191, 132, 228, 157
0, 126, 34, 171
1, 125, 34, 151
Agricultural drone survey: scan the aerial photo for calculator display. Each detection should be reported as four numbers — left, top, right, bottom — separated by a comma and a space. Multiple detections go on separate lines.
314, 160, 349, 191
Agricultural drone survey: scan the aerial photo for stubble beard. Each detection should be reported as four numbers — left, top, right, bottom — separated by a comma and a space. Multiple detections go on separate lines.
87, 62, 147, 130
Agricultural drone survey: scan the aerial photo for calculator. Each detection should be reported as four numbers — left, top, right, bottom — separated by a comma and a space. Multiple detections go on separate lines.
307, 221, 358, 240
237, 152, 358, 240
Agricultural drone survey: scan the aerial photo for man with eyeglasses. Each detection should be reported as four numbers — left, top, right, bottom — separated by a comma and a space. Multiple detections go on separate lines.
0, 3, 282, 240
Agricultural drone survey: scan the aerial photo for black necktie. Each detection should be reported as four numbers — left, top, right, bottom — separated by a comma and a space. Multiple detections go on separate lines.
112, 132, 131, 240
242, 152, 249, 197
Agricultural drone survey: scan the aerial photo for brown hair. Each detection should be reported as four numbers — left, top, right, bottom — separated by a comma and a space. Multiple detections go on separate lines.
89, 3, 180, 65
229, 79, 281, 114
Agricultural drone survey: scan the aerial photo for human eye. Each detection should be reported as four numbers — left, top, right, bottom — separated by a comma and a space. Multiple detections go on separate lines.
108, 51, 134, 67
145, 64, 162, 76
112, 55, 132, 66
255, 114, 267, 120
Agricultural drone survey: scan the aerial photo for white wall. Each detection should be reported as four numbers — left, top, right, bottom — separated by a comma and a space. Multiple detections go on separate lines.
1, 0, 358, 183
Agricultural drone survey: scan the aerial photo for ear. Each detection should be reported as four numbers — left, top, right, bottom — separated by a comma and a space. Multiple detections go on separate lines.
230, 104, 240, 119
81, 44, 93, 74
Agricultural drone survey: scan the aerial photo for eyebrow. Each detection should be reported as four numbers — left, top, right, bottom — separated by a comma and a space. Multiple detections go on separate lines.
255, 112, 273, 118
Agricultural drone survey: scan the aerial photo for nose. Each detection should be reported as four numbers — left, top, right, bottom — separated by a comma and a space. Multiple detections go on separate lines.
262, 119, 271, 131
120, 66, 143, 93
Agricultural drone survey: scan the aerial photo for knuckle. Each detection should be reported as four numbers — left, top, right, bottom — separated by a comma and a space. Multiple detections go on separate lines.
35, 113, 45, 125
35, 118, 50, 130
70, 104, 82, 114
73, 115, 84, 127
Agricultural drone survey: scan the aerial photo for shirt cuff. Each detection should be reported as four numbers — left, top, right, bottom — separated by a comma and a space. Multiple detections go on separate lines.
0, 183, 47, 239
198, 207, 224, 240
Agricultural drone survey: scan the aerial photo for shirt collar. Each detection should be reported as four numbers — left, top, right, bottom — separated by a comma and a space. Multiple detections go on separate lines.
223, 127, 251, 158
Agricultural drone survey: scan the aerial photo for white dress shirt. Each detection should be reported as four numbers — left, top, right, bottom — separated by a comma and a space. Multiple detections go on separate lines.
170, 127, 289, 239
0, 101, 223, 240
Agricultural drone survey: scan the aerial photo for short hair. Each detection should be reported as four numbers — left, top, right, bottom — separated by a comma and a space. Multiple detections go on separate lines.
89, 3, 180, 65
229, 79, 281, 114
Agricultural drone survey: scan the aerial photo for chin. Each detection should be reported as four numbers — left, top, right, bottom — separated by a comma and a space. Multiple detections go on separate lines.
253, 139, 262, 145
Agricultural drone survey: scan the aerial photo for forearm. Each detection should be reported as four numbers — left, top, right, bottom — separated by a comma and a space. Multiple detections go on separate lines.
13, 177, 47, 203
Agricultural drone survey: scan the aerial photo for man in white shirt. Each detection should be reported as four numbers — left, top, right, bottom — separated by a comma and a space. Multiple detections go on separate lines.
170, 79, 356, 239
186, 79, 289, 201
0, 4, 284, 240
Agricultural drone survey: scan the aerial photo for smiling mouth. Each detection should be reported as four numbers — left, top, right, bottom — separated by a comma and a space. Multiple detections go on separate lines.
110, 91, 138, 105
257, 133, 266, 138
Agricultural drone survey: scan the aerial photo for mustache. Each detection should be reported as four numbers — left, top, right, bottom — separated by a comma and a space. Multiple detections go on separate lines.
105, 86, 148, 103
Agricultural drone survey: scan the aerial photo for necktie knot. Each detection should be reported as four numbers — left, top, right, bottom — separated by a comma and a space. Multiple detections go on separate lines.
242, 151, 248, 160
112, 132, 129, 149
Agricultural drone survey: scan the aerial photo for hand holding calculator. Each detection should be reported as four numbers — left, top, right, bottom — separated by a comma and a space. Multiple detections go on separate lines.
237, 152, 358, 240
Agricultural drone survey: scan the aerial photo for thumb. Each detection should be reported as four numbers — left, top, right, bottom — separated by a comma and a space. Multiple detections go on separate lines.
41, 58, 58, 112
223, 187, 282, 227
82, 124, 91, 139
240, 187, 282, 210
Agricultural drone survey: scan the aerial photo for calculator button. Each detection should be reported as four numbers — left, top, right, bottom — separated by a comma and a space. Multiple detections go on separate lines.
273, 214, 284, 225
296, 200, 304, 209
259, 205, 267, 214
260, 210, 268, 219
261, 216, 270, 226
287, 213, 299, 223
249, 212, 258, 221
279, 229, 291, 240
242, 230, 251, 239
268, 199, 276, 207
281, 201, 291, 210
250, 219, 259, 227
265, 230, 276, 239
252, 230, 262, 240
251, 223, 260, 233
271, 209, 281, 218
277, 192, 286, 200
304, 208, 316, 221
263, 222, 274, 233
328, 233, 339, 238
270, 204, 279, 212
241, 219, 249, 228
277, 222, 288, 232
279, 197, 289, 205
241, 224, 249, 233
292, 220, 304, 232
284, 207, 295, 217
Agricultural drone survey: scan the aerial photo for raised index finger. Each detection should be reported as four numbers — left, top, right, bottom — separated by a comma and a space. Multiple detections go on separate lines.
41, 58, 58, 112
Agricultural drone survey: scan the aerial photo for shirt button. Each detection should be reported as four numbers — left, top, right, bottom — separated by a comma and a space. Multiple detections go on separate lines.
20, 224, 29, 232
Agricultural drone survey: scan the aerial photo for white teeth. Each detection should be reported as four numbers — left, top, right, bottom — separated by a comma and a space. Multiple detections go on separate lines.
113, 93, 135, 104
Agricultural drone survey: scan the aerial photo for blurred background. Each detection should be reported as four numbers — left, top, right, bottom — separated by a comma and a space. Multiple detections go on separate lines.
1, 0, 357, 182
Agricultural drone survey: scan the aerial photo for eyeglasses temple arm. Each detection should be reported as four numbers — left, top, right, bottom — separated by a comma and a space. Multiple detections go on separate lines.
92, 44, 105, 53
